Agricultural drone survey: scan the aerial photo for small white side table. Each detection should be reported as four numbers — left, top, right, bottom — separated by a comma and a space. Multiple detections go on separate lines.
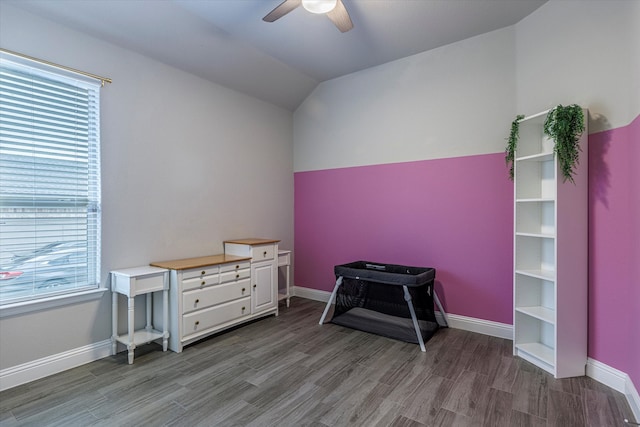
111, 266, 169, 364
278, 250, 291, 307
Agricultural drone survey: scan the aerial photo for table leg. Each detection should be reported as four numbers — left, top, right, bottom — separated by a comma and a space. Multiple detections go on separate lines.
111, 290, 118, 355
145, 293, 152, 332
285, 263, 290, 308
127, 296, 136, 364
162, 288, 169, 352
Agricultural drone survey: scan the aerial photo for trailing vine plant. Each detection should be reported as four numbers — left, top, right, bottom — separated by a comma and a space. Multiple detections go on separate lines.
505, 114, 525, 181
543, 104, 585, 183
505, 105, 585, 183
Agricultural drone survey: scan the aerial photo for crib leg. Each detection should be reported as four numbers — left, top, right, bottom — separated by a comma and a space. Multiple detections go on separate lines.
403, 285, 426, 352
319, 276, 343, 325
433, 290, 449, 327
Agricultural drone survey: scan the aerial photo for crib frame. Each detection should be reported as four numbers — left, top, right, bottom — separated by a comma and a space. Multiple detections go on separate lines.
319, 261, 448, 352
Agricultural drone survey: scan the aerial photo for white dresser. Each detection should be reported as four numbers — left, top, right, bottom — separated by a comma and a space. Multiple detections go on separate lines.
151, 239, 280, 353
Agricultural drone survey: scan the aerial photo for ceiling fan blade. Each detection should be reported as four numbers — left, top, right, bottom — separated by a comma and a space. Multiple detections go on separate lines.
263, 0, 302, 22
327, 0, 353, 32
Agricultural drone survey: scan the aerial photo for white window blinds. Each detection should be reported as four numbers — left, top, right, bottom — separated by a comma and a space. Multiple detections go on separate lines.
0, 55, 101, 304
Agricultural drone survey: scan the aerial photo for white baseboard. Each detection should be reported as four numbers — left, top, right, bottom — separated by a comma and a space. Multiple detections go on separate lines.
293, 285, 333, 303
587, 358, 640, 422
587, 357, 628, 393
293, 286, 513, 339
0, 339, 112, 392
444, 313, 513, 340
627, 377, 640, 423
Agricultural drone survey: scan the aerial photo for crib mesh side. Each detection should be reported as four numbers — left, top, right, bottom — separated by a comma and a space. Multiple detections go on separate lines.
334, 278, 435, 322
331, 273, 438, 345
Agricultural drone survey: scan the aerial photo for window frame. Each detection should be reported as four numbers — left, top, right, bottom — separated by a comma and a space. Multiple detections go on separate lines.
0, 51, 104, 311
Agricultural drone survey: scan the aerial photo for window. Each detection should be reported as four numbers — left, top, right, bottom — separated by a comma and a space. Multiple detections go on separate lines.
0, 53, 101, 305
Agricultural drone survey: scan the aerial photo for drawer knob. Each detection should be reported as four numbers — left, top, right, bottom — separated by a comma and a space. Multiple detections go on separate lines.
235, 265, 239, 269
236, 274, 240, 279
242, 306, 246, 311
201, 270, 206, 275
263, 251, 267, 256
195, 321, 200, 326
201, 281, 205, 286
195, 299, 200, 304
253, 284, 257, 289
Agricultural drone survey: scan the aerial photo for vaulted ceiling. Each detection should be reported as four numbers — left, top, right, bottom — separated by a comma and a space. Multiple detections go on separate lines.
7, 0, 547, 110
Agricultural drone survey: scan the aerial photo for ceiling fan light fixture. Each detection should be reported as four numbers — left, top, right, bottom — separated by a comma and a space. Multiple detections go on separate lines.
301, 0, 337, 14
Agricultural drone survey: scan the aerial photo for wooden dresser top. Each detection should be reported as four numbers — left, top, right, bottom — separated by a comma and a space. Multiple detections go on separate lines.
223, 238, 280, 246
150, 254, 251, 271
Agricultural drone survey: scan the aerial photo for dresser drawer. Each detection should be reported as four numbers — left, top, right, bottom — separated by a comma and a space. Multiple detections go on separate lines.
252, 244, 276, 261
183, 297, 250, 337
220, 261, 250, 273
182, 274, 219, 291
220, 268, 250, 284
182, 279, 250, 314
182, 265, 219, 280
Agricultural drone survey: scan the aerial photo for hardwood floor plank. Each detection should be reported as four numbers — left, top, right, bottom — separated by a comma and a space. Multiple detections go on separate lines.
582, 387, 632, 427
509, 409, 546, 427
319, 379, 381, 426
91, 399, 186, 427
429, 343, 474, 381
388, 415, 427, 427
0, 368, 99, 416
547, 388, 586, 427
184, 400, 263, 427
395, 373, 454, 423
441, 369, 489, 417
548, 374, 588, 396
357, 398, 404, 426
432, 408, 473, 427
87, 373, 187, 419
471, 387, 513, 427
246, 382, 328, 426
245, 349, 308, 386
490, 355, 519, 392
510, 367, 548, 418
464, 343, 500, 377
9, 395, 100, 427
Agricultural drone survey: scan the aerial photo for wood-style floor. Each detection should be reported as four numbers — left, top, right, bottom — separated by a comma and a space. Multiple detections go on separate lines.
0, 297, 635, 426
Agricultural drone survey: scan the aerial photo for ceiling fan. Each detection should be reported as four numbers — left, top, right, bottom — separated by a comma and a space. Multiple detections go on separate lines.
263, 0, 354, 33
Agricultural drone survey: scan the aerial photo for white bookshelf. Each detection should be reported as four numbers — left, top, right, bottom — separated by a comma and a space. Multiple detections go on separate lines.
512, 109, 588, 378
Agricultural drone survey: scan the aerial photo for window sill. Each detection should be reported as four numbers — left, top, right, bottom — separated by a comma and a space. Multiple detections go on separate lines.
0, 288, 108, 319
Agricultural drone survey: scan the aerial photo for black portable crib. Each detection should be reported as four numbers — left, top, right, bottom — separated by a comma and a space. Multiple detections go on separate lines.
319, 261, 447, 351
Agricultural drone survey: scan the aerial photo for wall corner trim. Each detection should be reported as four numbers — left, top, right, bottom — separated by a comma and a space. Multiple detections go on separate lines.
0, 339, 112, 392
586, 358, 640, 422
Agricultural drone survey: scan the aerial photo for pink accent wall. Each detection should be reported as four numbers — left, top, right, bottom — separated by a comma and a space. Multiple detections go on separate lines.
294, 153, 514, 324
294, 116, 639, 387
295, 117, 639, 385
588, 114, 640, 387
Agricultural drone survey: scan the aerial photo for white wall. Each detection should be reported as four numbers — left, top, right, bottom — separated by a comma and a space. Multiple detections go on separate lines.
0, 4, 293, 369
293, 0, 639, 173
293, 26, 516, 172
516, 0, 639, 129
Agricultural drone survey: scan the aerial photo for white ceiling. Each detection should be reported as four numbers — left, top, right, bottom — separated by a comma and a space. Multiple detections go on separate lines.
7, 0, 547, 110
